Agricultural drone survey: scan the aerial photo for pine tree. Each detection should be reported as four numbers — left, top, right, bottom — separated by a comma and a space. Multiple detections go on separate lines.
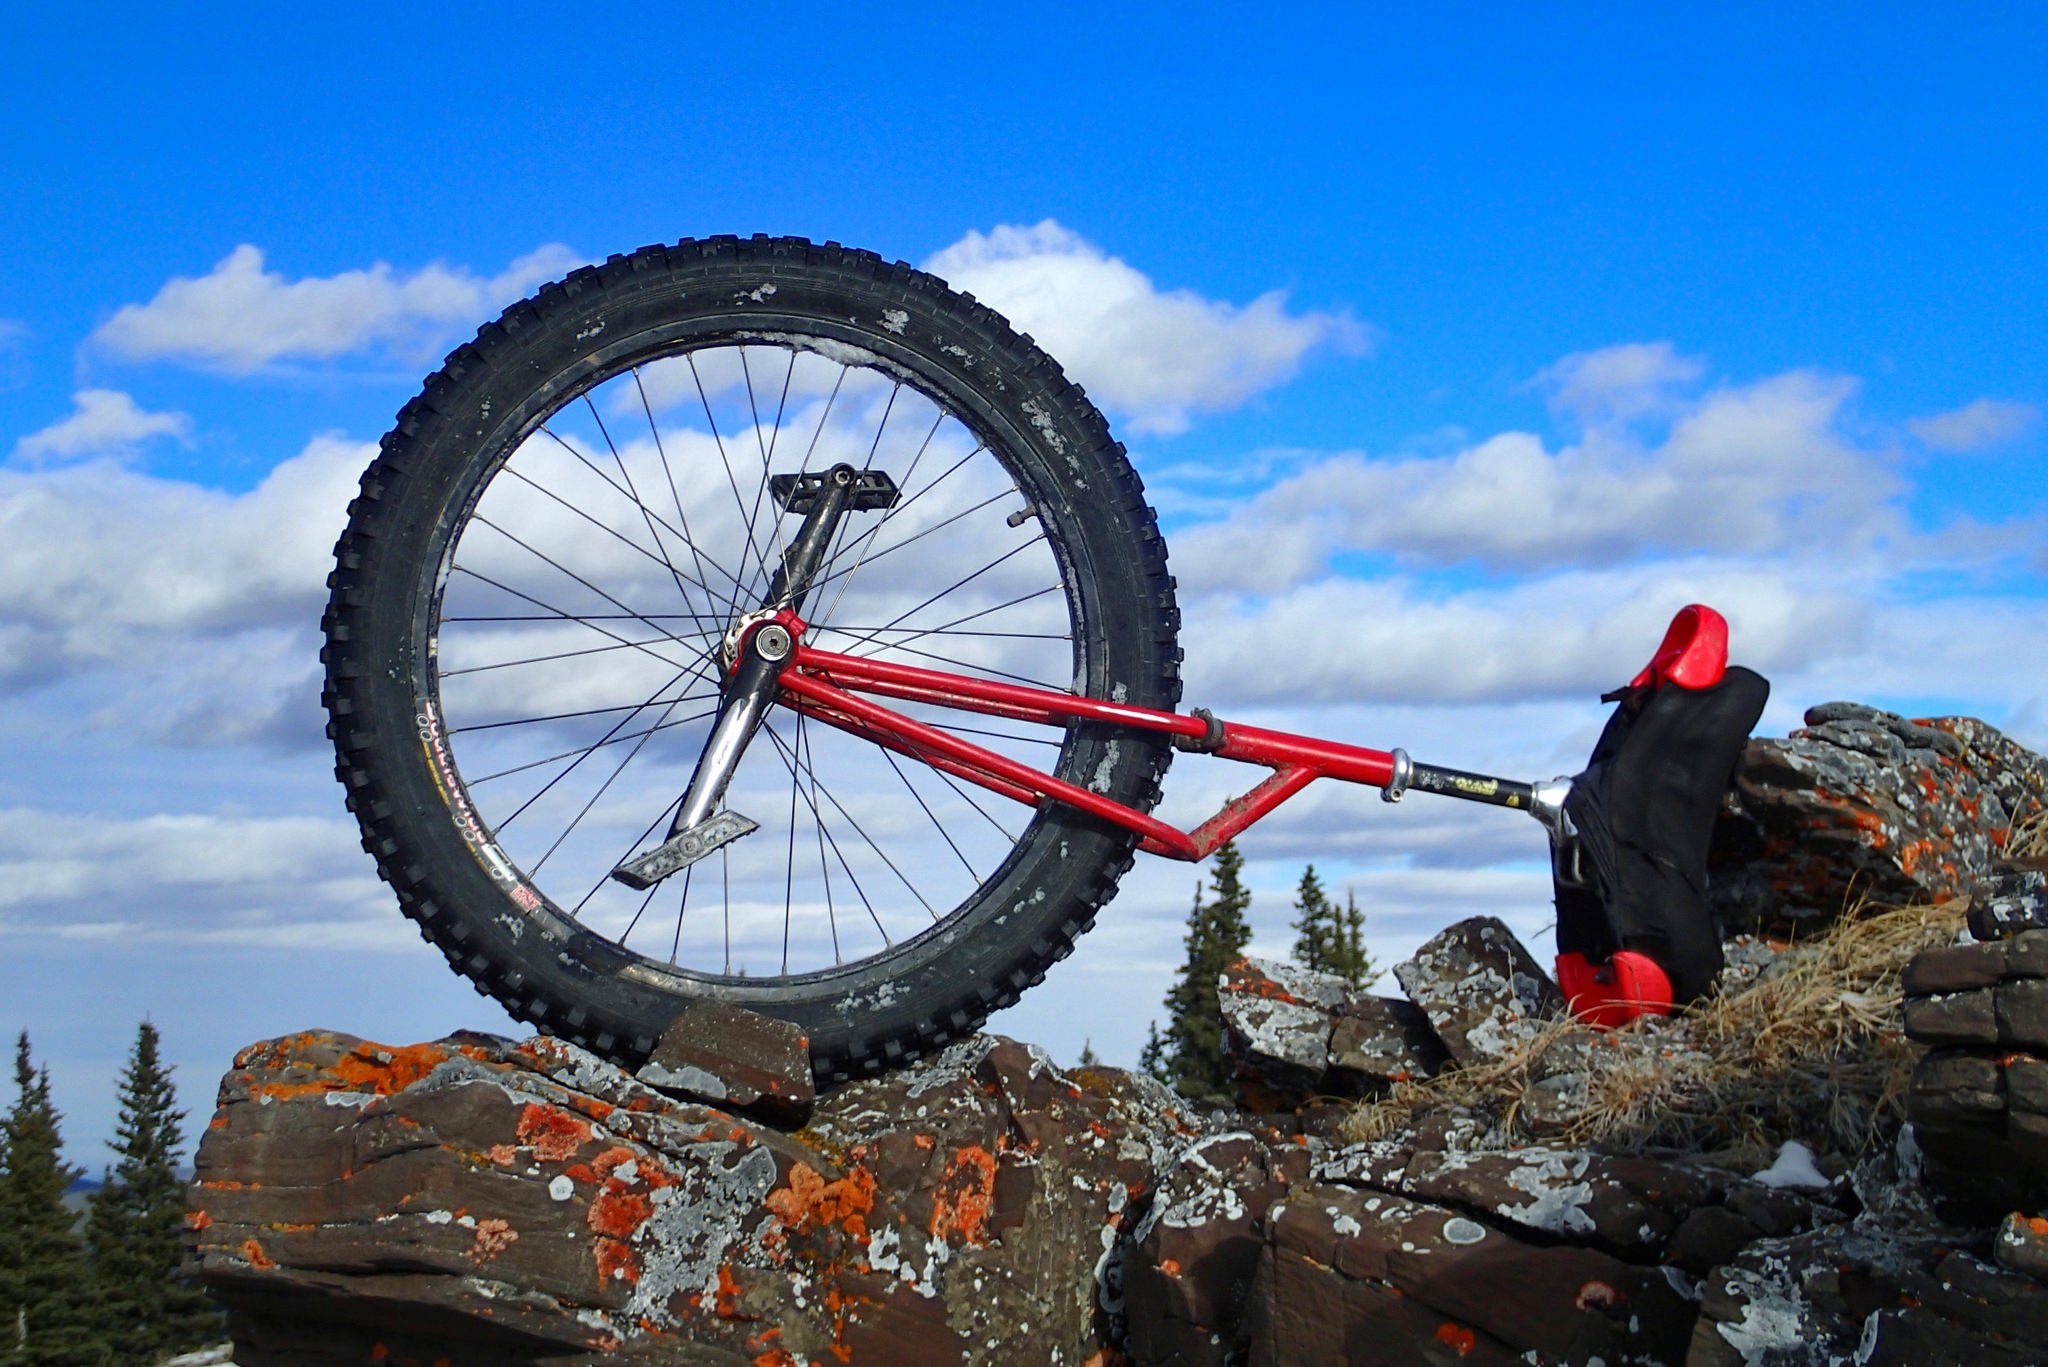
86, 1022, 219, 1362
0, 1033, 105, 1367
1156, 842, 1254, 1099
1137, 1023, 1167, 1081
1338, 891, 1380, 988
1075, 1040, 1100, 1069
1289, 865, 1380, 990
1290, 864, 1339, 974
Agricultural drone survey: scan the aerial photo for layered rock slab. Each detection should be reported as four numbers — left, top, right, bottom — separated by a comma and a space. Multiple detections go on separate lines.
1710, 704, 2047, 933
191, 1030, 1207, 1366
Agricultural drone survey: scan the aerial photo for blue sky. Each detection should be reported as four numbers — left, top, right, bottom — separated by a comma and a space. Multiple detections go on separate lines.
3, 5, 2043, 1156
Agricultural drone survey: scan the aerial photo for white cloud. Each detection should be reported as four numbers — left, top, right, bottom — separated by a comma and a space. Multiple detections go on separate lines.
0, 434, 369, 697
11, 388, 192, 463
91, 243, 583, 373
1908, 397, 2040, 451
1168, 365, 1899, 588
1531, 340, 1705, 423
923, 221, 1361, 435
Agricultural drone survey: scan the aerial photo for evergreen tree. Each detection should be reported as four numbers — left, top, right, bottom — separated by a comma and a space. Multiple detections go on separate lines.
1338, 891, 1380, 988
1137, 1023, 1167, 1081
86, 1022, 219, 1361
1288, 865, 1380, 990
1156, 842, 1254, 1099
1075, 1040, 1100, 1069
1289, 864, 1340, 974
0, 1033, 105, 1367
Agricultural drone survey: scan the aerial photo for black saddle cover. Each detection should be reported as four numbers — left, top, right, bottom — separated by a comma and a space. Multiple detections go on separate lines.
1555, 666, 1770, 1003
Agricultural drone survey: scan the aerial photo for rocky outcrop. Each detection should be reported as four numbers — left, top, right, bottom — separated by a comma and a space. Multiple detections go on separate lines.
1710, 704, 2047, 933
188, 705, 2048, 1364
191, 1029, 1207, 1366
1218, 957, 1445, 1112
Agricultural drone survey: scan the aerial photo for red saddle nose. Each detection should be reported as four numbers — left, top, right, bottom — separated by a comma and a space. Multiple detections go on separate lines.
1556, 950, 1674, 1029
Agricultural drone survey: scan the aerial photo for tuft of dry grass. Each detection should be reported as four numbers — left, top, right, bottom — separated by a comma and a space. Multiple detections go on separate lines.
1345, 897, 1968, 1172
2011, 804, 2048, 860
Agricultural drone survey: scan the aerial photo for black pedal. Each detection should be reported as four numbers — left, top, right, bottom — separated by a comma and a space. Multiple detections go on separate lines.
770, 469, 900, 514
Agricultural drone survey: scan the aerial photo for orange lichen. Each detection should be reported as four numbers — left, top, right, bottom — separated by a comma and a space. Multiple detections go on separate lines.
246, 1036, 456, 1104
929, 1145, 998, 1246
2027, 1217, 2048, 1236
765, 1160, 880, 1240
241, 1238, 275, 1271
517, 1102, 593, 1162
589, 1185, 653, 1239
1434, 1321, 1476, 1355
1575, 1280, 1622, 1311
186, 1209, 212, 1231
595, 1236, 640, 1285
470, 1217, 518, 1264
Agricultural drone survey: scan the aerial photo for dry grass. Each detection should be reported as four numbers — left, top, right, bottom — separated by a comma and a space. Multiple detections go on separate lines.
1345, 897, 1968, 1172
2011, 803, 2048, 860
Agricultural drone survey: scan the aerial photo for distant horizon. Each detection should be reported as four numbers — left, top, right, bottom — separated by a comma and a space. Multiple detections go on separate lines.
3, 5, 2042, 1158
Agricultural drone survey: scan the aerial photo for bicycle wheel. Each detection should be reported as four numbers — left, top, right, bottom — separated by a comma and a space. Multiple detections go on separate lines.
322, 236, 1182, 1081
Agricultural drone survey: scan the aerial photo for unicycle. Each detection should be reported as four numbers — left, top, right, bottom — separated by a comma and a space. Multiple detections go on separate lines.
322, 236, 1762, 1082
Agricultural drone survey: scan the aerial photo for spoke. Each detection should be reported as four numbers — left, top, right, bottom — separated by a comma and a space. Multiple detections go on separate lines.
840, 620, 1072, 693
491, 665, 692, 835
575, 788, 686, 917
922, 753, 1023, 844
878, 746, 977, 881
635, 366, 741, 627
461, 517, 722, 677
811, 581, 1068, 658
670, 865, 694, 966
618, 879, 664, 941
817, 402, 939, 623
835, 532, 1056, 659
763, 723, 937, 920
799, 715, 843, 964
467, 704, 719, 785
496, 461, 726, 633
531, 680, 699, 873
800, 475, 1012, 602
688, 353, 772, 608
446, 612, 714, 625
451, 690, 715, 737
436, 623, 704, 680
537, 425, 753, 606
583, 394, 724, 624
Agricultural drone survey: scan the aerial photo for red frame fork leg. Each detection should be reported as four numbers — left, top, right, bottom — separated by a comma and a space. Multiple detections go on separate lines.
777, 643, 1403, 862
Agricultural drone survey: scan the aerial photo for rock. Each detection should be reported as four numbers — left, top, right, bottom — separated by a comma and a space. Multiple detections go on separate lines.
1688, 1226, 2048, 1366
635, 999, 814, 1128
1907, 1047, 2048, 1217
1973, 859, 2048, 941
1218, 957, 1445, 1111
1121, 1130, 1313, 1367
1997, 1213, 2048, 1283
1392, 917, 1563, 1064
1243, 1179, 1694, 1367
1709, 704, 2046, 934
191, 1029, 1207, 1366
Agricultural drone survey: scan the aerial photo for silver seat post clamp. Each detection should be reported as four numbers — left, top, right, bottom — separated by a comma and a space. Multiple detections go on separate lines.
1381, 748, 1412, 803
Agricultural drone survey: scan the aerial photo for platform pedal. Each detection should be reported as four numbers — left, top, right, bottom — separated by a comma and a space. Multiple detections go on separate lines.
611, 810, 759, 890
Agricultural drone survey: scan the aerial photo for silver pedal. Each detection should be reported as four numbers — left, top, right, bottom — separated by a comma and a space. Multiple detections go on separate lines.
611, 811, 759, 890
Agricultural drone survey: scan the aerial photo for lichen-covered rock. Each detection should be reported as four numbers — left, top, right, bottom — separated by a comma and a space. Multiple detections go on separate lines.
1687, 1226, 2048, 1366
1996, 1213, 2048, 1283
635, 999, 814, 1128
1121, 1130, 1314, 1366
1218, 957, 1445, 1111
1710, 704, 2047, 934
1973, 859, 2048, 941
1392, 917, 1562, 1065
1243, 1179, 1694, 1367
191, 1030, 1205, 1366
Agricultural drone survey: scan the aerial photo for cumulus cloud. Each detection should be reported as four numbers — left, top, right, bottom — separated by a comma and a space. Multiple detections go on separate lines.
1908, 397, 2039, 451
11, 388, 192, 463
924, 221, 1361, 435
91, 243, 583, 373
0, 433, 369, 689
1531, 341, 1706, 423
1169, 364, 1898, 589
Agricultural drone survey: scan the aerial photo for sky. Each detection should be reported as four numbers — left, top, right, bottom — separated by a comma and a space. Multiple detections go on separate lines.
2, 5, 2043, 1159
